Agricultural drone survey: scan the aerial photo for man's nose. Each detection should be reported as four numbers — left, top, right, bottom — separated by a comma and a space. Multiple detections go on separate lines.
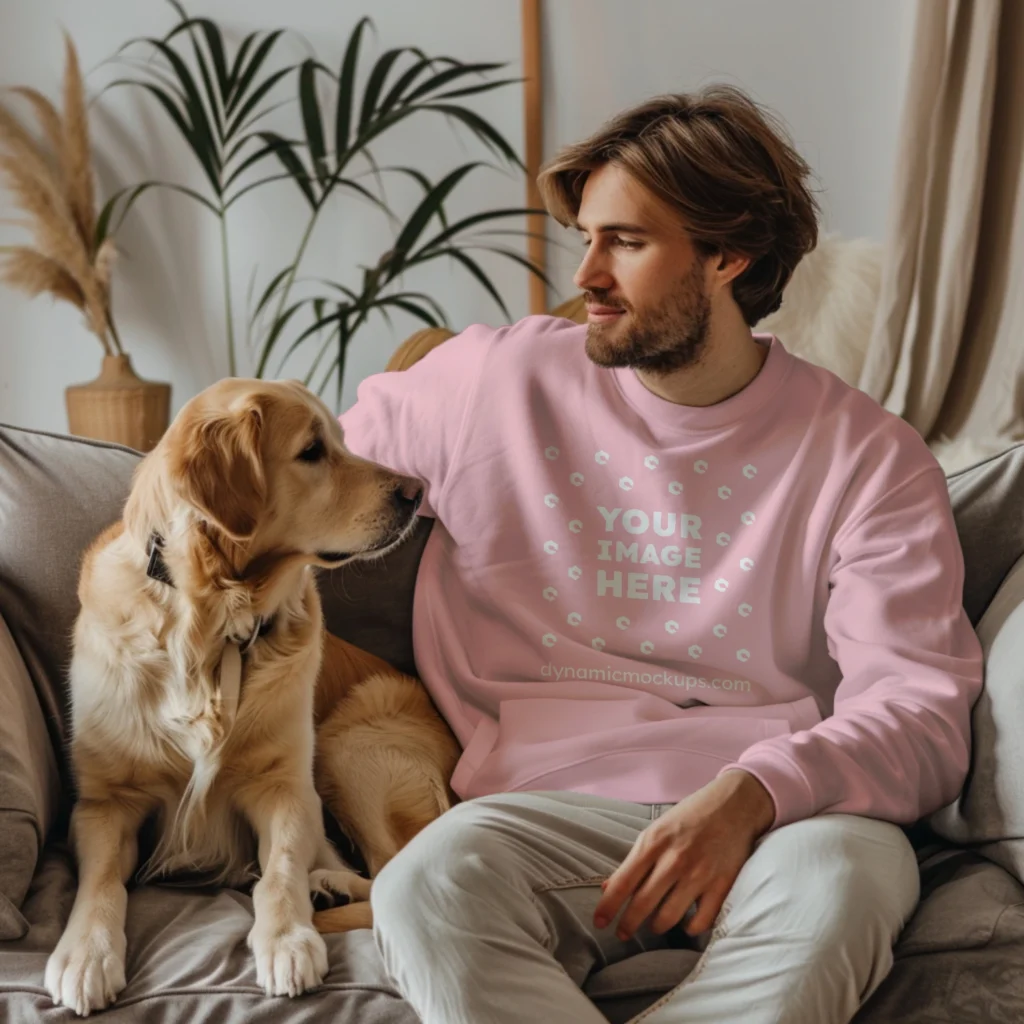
573, 246, 614, 293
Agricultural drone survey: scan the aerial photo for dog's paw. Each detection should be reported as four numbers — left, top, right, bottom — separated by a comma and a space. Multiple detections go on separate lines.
45, 927, 127, 1016
309, 867, 372, 911
248, 921, 328, 997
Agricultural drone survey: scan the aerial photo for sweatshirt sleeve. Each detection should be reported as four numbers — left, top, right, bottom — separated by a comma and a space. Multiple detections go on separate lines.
719, 466, 984, 830
338, 324, 492, 516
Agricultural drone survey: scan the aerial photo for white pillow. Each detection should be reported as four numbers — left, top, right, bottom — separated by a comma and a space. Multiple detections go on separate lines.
930, 553, 1024, 876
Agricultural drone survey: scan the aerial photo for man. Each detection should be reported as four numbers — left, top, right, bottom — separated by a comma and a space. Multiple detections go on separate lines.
338, 86, 983, 1023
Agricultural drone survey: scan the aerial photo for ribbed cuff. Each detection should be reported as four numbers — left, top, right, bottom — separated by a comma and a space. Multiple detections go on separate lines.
717, 751, 818, 830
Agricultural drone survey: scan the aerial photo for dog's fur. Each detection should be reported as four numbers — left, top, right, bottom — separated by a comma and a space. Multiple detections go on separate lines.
310, 631, 460, 932
45, 378, 458, 1015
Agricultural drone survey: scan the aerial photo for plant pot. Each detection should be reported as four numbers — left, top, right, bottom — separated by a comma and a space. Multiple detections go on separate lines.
65, 354, 171, 453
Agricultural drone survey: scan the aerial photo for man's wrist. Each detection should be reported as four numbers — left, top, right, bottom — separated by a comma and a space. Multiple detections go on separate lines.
721, 768, 776, 837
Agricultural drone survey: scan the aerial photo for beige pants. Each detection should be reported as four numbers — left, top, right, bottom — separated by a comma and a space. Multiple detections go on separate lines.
371, 790, 920, 1023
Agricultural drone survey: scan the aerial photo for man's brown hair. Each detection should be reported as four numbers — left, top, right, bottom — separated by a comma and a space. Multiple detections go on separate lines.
537, 86, 820, 326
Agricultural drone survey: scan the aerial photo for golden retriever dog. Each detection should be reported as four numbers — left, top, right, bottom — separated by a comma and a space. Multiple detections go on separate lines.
45, 377, 457, 1016
309, 631, 459, 933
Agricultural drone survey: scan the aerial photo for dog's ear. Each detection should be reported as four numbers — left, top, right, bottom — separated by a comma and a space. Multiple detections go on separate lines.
177, 399, 266, 540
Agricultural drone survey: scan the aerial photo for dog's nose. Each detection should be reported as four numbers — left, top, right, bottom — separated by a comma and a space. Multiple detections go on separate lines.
392, 479, 423, 514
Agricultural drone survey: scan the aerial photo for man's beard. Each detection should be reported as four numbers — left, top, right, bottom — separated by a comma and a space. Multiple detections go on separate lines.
584, 259, 711, 374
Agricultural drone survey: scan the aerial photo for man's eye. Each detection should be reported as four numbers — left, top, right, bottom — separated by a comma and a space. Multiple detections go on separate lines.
298, 439, 326, 463
580, 236, 641, 250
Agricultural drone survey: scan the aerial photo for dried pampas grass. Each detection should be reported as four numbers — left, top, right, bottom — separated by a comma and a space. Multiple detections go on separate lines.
0, 34, 121, 354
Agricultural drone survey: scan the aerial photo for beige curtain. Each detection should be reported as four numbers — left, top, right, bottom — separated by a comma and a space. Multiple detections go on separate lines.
860, 0, 1024, 446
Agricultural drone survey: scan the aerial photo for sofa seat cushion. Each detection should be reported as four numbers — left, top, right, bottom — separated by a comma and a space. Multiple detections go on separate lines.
2, 846, 704, 1023
583, 948, 701, 1023
11, 847, 1023, 1023
2, 847, 420, 1023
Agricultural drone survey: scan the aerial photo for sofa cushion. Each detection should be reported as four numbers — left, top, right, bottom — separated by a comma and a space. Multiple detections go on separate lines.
854, 850, 1024, 1022
0, 424, 141, 782
0, 614, 60, 941
584, 949, 701, 1024
947, 441, 1024, 625
2, 846, 421, 1023
930, 552, 1024, 876
318, 517, 434, 678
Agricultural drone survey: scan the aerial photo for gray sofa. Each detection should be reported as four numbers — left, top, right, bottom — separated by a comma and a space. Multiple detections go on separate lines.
1, 419, 1024, 1022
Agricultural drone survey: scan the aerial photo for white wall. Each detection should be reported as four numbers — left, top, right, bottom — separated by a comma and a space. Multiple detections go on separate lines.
542, 0, 917, 297
0, 0, 914, 436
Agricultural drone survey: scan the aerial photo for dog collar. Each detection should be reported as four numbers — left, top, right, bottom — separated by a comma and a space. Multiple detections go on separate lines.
146, 532, 174, 587
145, 532, 274, 652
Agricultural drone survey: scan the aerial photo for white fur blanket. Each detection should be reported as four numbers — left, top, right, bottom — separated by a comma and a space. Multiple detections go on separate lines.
762, 235, 1012, 475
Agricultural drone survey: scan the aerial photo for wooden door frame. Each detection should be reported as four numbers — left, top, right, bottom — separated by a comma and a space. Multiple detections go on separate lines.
521, 0, 547, 314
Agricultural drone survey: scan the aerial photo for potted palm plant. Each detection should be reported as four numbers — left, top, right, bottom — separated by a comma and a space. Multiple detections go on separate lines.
115, 3, 550, 406
0, 35, 170, 452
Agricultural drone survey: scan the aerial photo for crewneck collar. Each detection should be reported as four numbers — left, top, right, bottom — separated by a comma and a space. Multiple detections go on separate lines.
610, 333, 793, 433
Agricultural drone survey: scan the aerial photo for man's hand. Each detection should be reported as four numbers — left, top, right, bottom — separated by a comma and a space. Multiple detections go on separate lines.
594, 770, 775, 941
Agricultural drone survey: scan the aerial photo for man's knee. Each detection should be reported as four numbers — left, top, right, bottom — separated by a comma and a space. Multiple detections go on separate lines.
371, 797, 527, 929
731, 813, 920, 945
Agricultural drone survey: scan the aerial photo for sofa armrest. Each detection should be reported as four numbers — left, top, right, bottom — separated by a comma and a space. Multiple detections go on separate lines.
385, 327, 455, 372
0, 611, 61, 939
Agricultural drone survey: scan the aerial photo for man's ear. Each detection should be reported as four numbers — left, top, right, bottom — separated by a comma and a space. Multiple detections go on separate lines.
176, 400, 266, 541
714, 251, 752, 286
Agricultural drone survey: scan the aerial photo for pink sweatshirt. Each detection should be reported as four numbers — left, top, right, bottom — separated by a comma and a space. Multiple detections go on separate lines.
340, 315, 983, 829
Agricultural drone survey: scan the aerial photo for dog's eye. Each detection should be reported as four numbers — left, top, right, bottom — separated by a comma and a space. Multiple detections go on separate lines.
298, 438, 326, 463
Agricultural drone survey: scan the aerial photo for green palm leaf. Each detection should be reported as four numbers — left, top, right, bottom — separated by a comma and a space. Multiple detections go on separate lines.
404, 61, 505, 103
421, 103, 523, 169
376, 53, 439, 116
414, 207, 547, 259
335, 17, 370, 156
297, 60, 328, 187
165, 7, 230, 99
95, 180, 218, 247
226, 31, 285, 117
358, 47, 408, 134
389, 163, 482, 268
257, 132, 316, 207
224, 66, 294, 139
